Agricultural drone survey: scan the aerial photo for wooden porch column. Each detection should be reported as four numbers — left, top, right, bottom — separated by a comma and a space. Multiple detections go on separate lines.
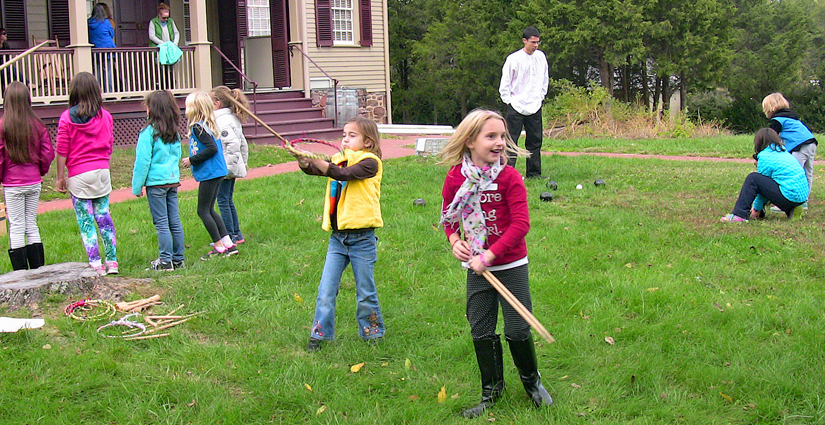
67, 0, 93, 73
189, 0, 213, 90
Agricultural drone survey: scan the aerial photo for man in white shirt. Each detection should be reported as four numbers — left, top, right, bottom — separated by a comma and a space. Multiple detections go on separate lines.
499, 27, 549, 178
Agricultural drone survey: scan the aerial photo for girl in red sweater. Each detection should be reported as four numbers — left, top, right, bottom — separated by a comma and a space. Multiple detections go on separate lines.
440, 109, 552, 418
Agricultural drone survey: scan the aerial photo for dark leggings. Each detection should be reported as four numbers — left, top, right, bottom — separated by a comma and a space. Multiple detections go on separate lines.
466, 264, 532, 341
197, 176, 229, 242
732, 172, 803, 218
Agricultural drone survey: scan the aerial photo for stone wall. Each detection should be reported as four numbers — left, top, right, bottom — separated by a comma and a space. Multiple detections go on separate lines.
310, 88, 388, 124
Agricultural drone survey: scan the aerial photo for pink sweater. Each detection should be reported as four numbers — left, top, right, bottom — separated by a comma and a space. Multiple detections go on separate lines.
442, 164, 530, 265
0, 120, 55, 186
55, 109, 114, 177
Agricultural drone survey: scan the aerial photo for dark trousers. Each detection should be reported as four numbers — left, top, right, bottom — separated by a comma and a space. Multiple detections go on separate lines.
197, 176, 229, 242
466, 264, 532, 341
505, 104, 543, 177
732, 172, 803, 218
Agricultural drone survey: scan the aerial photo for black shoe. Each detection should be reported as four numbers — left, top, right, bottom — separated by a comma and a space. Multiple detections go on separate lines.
26, 243, 45, 269
172, 260, 185, 269
307, 339, 322, 352
508, 335, 554, 408
461, 335, 505, 418
146, 259, 174, 271
223, 246, 239, 257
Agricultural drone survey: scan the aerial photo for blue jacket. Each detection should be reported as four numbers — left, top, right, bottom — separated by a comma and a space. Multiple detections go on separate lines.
88, 18, 116, 48
769, 109, 817, 152
188, 122, 227, 182
131, 124, 182, 195
753, 145, 809, 211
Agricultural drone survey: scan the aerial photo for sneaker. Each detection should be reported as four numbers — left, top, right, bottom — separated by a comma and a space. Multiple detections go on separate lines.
146, 259, 174, 271
172, 260, 185, 269
769, 205, 783, 213
91, 263, 107, 276
720, 214, 748, 223
200, 248, 224, 261
223, 246, 239, 257
307, 338, 322, 352
234, 237, 245, 244
802, 202, 809, 211
106, 261, 119, 275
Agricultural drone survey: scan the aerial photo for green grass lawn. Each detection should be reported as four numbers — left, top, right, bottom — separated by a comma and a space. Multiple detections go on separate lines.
3, 142, 825, 423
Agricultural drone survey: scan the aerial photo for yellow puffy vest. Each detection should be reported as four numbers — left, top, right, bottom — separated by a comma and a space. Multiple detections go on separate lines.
322, 149, 383, 231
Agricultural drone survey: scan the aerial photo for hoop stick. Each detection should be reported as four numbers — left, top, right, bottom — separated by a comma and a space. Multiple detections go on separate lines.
222, 96, 288, 144
0, 40, 54, 72
124, 333, 170, 341
481, 270, 555, 343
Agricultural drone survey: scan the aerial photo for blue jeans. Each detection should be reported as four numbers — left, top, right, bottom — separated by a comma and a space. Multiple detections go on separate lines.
146, 186, 185, 262
310, 229, 385, 341
217, 178, 243, 242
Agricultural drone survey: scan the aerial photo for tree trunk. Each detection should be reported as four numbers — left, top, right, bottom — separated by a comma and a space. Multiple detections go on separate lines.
641, 62, 649, 110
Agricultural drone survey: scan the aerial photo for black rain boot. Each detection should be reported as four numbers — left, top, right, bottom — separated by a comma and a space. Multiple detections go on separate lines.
26, 243, 45, 269
508, 334, 554, 408
8, 247, 29, 271
461, 335, 505, 418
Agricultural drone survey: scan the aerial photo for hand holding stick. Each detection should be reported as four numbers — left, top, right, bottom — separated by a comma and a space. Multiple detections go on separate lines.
481, 270, 555, 343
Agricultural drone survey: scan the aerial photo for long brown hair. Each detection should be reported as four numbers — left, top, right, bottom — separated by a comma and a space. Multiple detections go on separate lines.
754, 128, 784, 156
68, 72, 102, 118
145, 90, 180, 144
345, 117, 382, 158
210, 85, 250, 122
1, 81, 43, 164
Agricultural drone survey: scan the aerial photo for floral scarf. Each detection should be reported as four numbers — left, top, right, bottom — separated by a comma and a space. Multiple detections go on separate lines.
440, 153, 504, 256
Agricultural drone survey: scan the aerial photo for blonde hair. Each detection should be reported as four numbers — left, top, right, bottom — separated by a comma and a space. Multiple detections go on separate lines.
345, 117, 382, 158
185, 91, 219, 136
438, 109, 529, 166
210, 85, 250, 122
762, 93, 790, 118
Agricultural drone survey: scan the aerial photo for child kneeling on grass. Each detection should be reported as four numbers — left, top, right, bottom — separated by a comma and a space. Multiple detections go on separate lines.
440, 109, 553, 418
131, 90, 185, 271
721, 128, 808, 223
292, 117, 386, 352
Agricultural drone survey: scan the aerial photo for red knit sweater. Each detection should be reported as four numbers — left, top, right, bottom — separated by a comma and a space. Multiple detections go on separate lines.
441, 164, 530, 265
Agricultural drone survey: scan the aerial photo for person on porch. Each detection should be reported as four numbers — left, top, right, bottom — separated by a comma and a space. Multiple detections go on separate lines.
148, 3, 180, 89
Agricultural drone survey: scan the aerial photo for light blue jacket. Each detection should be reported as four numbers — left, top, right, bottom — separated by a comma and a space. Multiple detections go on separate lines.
131, 124, 182, 196
753, 145, 809, 211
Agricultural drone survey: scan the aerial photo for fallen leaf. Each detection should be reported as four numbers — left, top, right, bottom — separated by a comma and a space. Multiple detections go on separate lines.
405, 358, 411, 370
350, 362, 365, 373
625, 262, 633, 268
129, 229, 138, 234
437, 386, 446, 403
714, 302, 724, 312
571, 383, 581, 388
720, 392, 733, 403
304, 383, 312, 392
42, 344, 51, 350
605, 336, 615, 345
559, 375, 569, 380
451, 393, 460, 399
646, 287, 660, 292
408, 395, 419, 401
316, 405, 327, 415
296, 199, 305, 205
186, 399, 196, 407
294, 293, 304, 304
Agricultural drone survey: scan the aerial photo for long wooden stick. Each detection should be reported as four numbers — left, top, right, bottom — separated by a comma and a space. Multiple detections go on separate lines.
482, 270, 555, 343
0, 40, 55, 72
223, 96, 289, 144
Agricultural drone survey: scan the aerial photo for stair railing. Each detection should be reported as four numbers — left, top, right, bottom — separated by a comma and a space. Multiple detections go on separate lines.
288, 42, 340, 127
211, 45, 259, 134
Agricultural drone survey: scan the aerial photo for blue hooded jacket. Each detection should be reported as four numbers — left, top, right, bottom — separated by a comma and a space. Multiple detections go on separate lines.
88, 18, 116, 48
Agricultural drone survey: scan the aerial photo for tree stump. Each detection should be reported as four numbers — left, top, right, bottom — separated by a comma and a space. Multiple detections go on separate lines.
0, 262, 100, 309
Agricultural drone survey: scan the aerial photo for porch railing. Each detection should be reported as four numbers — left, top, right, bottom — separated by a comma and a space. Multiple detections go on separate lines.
0, 46, 195, 105
288, 43, 340, 126
211, 45, 258, 134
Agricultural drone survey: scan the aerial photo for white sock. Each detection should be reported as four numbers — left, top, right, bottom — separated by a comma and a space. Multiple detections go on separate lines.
221, 235, 234, 247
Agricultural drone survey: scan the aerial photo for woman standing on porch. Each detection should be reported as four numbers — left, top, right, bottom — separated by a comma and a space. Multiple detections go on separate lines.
88, 3, 117, 92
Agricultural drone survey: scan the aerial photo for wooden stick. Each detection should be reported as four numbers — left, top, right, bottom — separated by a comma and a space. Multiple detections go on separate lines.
124, 333, 170, 341
116, 295, 161, 311
165, 304, 185, 316
142, 317, 191, 335
0, 40, 54, 72
482, 270, 555, 343
223, 96, 288, 144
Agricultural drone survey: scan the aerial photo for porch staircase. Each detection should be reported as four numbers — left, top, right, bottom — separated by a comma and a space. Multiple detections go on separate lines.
242, 90, 342, 144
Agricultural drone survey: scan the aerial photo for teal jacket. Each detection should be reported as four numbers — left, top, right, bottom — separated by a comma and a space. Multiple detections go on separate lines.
753, 145, 809, 211
131, 124, 182, 195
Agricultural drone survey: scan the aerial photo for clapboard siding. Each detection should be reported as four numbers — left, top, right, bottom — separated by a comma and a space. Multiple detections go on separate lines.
27, 1, 51, 43
305, 0, 387, 93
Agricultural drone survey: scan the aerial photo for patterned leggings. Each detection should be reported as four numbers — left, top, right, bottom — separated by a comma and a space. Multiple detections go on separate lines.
466, 264, 532, 341
71, 194, 117, 264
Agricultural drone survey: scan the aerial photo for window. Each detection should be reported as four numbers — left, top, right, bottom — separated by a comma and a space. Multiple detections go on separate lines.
315, 0, 372, 47
331, 0, 353, 44
247, 0, 271, 37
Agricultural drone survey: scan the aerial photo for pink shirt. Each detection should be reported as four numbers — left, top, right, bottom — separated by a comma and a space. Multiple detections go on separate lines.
0, 120, 55, 186
442, 164, 530, 266
55, 109, 114, 177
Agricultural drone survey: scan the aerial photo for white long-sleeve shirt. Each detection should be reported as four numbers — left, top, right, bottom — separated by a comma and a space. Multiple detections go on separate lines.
499, 49, 549, 116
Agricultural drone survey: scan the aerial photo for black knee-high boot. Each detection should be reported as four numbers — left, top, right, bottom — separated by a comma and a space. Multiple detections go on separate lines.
26, 243, 45, 269
461, 335, 505, 418
508, 334, 553, 408
8, 247, 29, 271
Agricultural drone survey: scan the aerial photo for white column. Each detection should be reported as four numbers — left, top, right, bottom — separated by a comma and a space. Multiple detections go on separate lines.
68, 0, 93, 73
189, 0, 213, 90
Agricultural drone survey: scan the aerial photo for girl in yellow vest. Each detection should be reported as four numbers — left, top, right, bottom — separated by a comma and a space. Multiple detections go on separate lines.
292, 117, 385, 352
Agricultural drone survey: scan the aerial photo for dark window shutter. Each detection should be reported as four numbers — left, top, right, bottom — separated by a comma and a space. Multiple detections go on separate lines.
237, 0, 248, 38
315, 0, 333, 47
48, 0, 70, 47
271, 0, 290, 87
359, 0, 372, 47
1, 0, 28, 48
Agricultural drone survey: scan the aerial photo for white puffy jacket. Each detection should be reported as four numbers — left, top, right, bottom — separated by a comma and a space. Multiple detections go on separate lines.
214, 108, 249, 179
